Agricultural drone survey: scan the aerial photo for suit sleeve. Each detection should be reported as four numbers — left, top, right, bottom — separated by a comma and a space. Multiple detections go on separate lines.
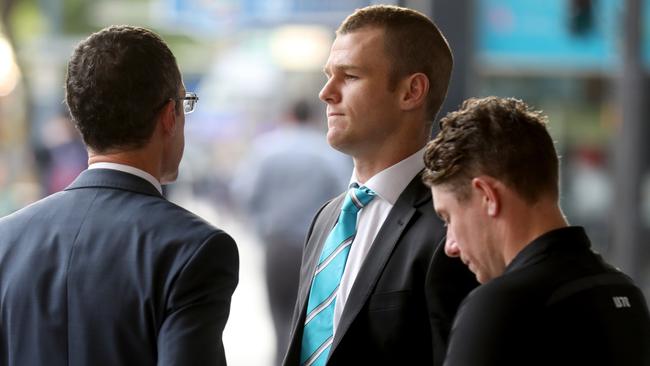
157, 231, 239, 366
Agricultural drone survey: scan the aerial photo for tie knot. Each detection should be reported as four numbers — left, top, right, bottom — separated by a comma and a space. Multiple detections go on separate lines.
342, 185, 376, 212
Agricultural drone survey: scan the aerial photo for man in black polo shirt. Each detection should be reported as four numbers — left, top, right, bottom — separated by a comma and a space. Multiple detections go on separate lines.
423, 96, 650, 366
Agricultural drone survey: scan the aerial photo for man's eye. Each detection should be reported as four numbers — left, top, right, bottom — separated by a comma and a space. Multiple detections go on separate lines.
344, 74, 358, 80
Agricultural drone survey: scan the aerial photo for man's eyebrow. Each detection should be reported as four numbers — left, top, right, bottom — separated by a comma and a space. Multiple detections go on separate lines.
323, 64, 362, 75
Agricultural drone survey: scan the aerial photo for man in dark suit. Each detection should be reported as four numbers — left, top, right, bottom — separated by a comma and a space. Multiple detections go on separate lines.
282, 6, 477, 366
0, 26, 239, 366
423, 96, 650, 365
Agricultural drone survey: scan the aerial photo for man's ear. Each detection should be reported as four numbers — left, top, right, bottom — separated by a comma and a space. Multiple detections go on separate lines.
159, 99, 177, 137
399, 73, 429, 111
472, 176, 500, 217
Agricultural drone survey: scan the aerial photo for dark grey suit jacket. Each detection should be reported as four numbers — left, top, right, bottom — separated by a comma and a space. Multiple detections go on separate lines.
283, 173, 478, 366
0, 169, 239, 366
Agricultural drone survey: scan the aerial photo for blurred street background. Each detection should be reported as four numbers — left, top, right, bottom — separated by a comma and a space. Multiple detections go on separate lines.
1, 0, 649, 365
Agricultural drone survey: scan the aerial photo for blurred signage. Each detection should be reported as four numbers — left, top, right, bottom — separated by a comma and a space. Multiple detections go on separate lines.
161, 0, 373, 29
477, 0, 650, 72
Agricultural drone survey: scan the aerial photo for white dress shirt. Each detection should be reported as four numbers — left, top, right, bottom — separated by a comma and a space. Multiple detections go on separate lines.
88, 162, 163, 194
333, 147, 426, 333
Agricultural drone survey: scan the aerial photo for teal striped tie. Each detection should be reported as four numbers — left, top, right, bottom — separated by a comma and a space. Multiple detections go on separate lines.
300, 185, 376, 366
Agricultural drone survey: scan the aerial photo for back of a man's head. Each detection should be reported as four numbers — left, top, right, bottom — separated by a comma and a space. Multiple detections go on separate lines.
423, 96, 559, 204
65, 25, 180, 153
337, 5, 452, 122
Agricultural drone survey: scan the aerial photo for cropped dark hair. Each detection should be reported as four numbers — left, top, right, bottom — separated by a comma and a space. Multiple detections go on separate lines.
423, 96, 559, 204
338, 5, 452, 122
65, 25, 181, 152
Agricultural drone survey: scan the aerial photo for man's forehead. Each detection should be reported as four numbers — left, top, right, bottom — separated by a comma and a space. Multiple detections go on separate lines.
431, 185, 457, 208
331, 27, 384, 52
325, 28, 387, 71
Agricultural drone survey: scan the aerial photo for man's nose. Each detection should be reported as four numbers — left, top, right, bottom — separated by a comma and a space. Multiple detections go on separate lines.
444, 236, 460, 258
319, 78, 340, 104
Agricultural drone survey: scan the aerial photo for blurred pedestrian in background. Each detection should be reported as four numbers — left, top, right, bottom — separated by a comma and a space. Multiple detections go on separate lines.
0, 25, 239, 366
35, 111, 88, 194
424, 96, 650, 366
231, 99, 350, 365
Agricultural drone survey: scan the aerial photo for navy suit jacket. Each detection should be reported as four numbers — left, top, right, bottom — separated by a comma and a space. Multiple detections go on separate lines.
0, 169, 239, 366
283, 173, 478, 366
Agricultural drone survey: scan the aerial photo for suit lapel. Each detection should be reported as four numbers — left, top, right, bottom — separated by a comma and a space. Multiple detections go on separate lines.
286, 192, 345, 364
330, 173, 430, 354
297, 195, 342, 309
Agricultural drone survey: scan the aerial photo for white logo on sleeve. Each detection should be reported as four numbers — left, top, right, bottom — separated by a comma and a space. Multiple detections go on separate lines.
612, 296, 631, 308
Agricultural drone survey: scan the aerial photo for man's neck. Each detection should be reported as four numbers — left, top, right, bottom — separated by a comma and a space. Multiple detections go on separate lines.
353, 136, 427, 184
502, 199, 568, 266
88, 150, 161, 182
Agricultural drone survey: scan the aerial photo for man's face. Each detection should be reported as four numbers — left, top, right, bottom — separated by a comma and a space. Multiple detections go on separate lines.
431, 184, 504, 284
319, 27, 403, 157
160, 84, 186, 183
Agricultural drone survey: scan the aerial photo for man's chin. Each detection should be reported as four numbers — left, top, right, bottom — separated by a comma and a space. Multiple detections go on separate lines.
475, 270, 493, 285
327, 133, 351, 154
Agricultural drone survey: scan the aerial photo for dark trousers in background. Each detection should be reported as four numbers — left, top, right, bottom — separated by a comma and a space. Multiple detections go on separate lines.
264, 237, 302, 366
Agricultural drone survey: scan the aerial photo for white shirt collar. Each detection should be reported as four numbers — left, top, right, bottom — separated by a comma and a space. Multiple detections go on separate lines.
88, 162, 163, 194
350, 147, 426, 205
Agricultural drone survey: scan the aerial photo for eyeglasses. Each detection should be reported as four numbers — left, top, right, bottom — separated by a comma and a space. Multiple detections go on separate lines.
177, 92, 199, 114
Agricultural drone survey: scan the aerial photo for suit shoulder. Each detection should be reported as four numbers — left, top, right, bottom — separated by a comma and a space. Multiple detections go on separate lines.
0, 192, 66, 230
100, 193, 235, 252
311, 192, 345, 223
137, 197, 222, 232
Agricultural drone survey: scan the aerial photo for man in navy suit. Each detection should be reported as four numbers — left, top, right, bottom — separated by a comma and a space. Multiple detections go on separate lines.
0, 25, 239, 366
